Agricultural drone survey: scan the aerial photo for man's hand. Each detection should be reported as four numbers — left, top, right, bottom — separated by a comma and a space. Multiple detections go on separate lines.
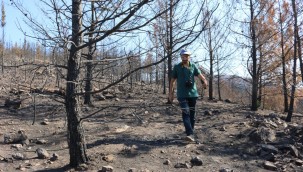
202, 82, 208, 89
200, 79, 208, 89
168, 78, 176, 104
168, 92, 174, 103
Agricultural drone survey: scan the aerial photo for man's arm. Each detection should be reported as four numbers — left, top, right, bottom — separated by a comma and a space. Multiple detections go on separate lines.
168, 78, 176, 103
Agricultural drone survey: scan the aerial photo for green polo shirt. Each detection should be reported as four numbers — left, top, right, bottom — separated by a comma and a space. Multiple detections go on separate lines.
172, 62, 201, 98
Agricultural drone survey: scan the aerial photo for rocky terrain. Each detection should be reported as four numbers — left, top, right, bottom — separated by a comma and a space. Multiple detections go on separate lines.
0, 83, 303, 172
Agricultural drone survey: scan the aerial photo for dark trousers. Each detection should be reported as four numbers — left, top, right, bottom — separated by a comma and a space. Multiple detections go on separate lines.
177, 97, 197, 136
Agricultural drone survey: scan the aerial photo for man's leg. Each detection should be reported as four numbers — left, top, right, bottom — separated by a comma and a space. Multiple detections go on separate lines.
178, 98, 193, 136
188, 97, 197, 131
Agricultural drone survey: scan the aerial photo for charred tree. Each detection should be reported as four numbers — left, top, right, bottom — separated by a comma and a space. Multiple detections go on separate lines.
65, 0, 88, 167
249, 0, 259, 111
278, 1, 289, 112
286, 0, 299, 122
84, 1, 96, 105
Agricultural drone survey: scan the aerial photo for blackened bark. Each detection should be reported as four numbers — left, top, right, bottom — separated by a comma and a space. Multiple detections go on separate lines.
84, 2, 95, 105
286, 0, 299, 122
217, 68, 221, 101
84, 53, 93, 105
163, 48, 167, 94
278, 4, 289, 112
258, 44, 263, 109
298, 36, 303, 81
294, 3, 303, 81
250, 0, 258, 111
167, 1, 173, 103
66, 0, 88, 167
208, 25, 213, 100
156, 46, 159, 84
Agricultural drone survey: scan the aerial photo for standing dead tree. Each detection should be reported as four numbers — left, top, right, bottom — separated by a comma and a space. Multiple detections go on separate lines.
286, 0, 301, 122
1, 0, 5, 74
83, 1, 96, 105
277, 0, 293, 113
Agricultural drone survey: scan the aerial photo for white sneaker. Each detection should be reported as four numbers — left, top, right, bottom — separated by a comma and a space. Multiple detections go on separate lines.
184, 135, 195, 142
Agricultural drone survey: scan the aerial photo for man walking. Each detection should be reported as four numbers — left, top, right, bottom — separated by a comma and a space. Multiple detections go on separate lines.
168, 49, 208, 141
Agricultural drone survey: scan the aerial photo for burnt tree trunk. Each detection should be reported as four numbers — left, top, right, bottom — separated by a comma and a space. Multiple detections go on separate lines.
84, 51, 93, 105
208, 25, 214, 100
216, 57, 222, 101
84, 2, 95, 105
286, 0, 299, 122
167, 0, 173, 103
65, 0, 88, 167
250, 0, 258, 111
278, 6, 289, 112
163, 48, 167, 94
257, 43, 263, 109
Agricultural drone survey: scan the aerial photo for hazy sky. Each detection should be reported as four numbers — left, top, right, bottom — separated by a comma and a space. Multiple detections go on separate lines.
3, 0, 249, 77
4, 0, 41, 44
